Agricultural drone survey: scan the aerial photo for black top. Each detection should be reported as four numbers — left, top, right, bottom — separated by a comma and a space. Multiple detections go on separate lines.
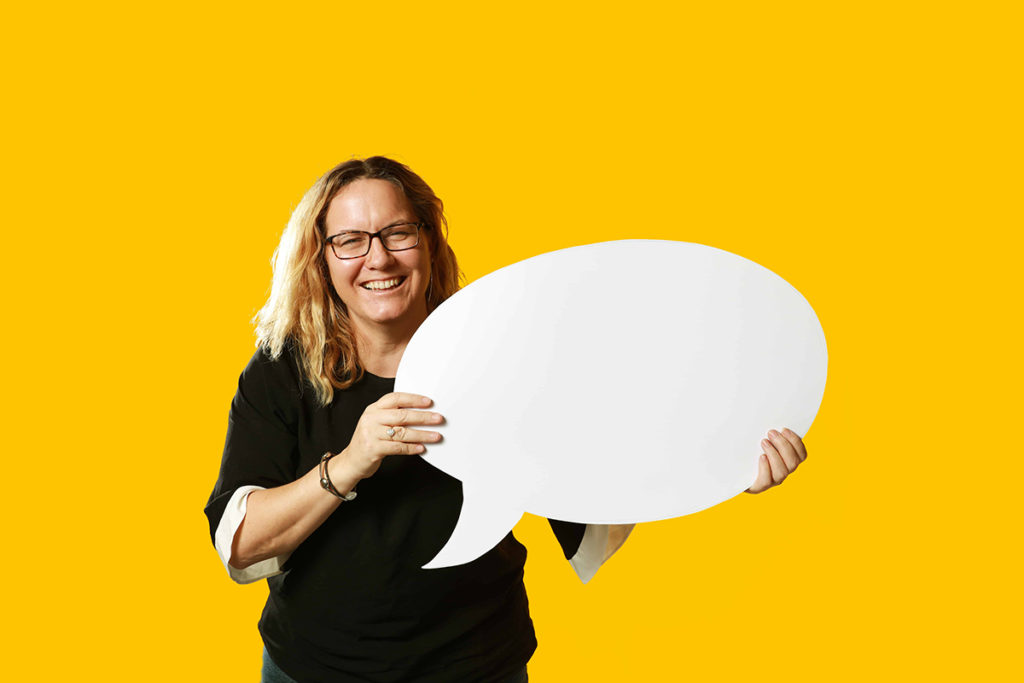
205, 344, 586, 683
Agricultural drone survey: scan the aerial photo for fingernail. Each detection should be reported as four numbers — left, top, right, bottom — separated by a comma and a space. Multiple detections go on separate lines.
768, 429, 780, 438
761, 439, 770, 448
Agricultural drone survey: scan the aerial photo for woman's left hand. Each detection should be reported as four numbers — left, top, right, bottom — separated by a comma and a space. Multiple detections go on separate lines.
745, 428, 807, 494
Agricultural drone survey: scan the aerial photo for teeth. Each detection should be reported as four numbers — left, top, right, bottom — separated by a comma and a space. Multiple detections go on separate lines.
362, 278, 402, 291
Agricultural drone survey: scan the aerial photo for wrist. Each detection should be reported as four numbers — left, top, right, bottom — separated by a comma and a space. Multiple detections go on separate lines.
326, 450, 363, 492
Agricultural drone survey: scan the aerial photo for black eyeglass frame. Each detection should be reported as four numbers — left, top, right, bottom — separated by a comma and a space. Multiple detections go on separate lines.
325, 222, 427, 260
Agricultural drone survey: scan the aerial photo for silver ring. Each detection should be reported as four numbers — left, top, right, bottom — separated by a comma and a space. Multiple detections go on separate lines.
385, 426, 396, 439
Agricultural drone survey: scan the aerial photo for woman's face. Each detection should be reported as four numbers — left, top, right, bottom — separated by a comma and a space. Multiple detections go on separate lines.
323, 178, 431, 334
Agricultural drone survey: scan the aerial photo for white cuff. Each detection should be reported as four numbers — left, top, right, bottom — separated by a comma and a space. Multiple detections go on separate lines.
214, 485, 291, 584
569, 524, 610, 584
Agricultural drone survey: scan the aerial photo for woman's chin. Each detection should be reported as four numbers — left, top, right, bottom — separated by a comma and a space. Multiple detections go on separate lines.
353, 302, 428, 330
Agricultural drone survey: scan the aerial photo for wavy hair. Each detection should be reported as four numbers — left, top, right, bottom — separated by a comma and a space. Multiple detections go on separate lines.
254, 156, 462, 406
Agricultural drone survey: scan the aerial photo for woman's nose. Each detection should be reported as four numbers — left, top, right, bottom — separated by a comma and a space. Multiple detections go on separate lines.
364, 235, 394, 268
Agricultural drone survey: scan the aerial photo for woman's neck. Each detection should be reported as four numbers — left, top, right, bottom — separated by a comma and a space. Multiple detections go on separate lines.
353, 315, 425, 378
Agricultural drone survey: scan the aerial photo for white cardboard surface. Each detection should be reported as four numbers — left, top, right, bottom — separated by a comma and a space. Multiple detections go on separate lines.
395, 240, 828, 569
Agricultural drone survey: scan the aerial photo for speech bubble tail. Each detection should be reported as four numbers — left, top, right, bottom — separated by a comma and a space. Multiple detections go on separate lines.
422, 486, 523, 569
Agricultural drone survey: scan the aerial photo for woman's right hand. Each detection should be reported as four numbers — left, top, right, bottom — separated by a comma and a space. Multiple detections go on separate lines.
333, 392, 445, 482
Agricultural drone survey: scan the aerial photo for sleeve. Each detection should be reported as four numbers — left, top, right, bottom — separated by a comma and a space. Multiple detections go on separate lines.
548, 520, 628, 584
548, 518, 587, 560
547, 519, 604, 584
568, 524, 610, 584
214, 485, 293, 584
204, 345, 303, 557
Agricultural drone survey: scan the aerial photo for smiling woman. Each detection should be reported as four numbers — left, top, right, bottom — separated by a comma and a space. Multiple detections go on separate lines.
204, 157, 622, 683
204, 156, 807, 682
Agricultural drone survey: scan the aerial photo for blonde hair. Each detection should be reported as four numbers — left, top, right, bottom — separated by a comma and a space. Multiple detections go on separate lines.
254, 157, 462, 406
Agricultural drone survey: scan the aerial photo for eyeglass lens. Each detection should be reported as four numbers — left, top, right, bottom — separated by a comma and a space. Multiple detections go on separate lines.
332, 224, 419, 258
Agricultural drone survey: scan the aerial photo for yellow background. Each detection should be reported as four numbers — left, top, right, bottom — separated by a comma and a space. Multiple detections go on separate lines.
2, 1, 1019, 680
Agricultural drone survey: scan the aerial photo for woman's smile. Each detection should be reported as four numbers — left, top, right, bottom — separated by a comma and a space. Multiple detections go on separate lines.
359, 276, 407, 291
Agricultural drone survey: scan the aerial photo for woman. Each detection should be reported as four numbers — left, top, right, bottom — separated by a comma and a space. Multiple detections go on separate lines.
205, 156, 807, 683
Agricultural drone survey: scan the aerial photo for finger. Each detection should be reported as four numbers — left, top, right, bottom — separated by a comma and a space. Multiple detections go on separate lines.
382, 408, 445, 426
746, 453, 772, 493
377, 393, 433, 409
781, 428, 808, 462
383, 440, 428, 456
384, 426, 442, 444
767, 429, 800, 471
761, 438, 789, 485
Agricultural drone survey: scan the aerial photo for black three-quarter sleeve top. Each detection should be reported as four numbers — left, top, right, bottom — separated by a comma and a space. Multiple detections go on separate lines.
205, 344, 586, 683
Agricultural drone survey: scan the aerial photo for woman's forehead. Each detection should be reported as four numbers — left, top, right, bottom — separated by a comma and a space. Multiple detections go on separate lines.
326, 178, 414, 229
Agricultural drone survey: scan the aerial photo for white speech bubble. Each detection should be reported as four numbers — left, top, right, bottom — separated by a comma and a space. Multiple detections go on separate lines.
395, 240, 827, 569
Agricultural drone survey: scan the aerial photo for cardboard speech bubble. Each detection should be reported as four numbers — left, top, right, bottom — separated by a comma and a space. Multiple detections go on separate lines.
395, 240, 827, 569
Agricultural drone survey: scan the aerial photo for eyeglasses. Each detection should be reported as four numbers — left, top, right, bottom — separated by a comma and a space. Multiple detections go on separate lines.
325, 222, 426, 259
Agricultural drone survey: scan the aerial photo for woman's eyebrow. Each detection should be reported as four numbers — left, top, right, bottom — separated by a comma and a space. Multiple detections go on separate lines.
336, 218, 417, 233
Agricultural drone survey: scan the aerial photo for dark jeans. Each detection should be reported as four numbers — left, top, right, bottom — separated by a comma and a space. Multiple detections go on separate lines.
261, 647, 528, 683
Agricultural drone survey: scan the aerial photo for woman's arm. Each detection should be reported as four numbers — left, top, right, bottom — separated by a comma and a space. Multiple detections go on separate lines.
229, 457, 360, 569
214, 486, 288, 583
230, 391, 444, 570
604, 523, 634, 562
569, 428, 806, 582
